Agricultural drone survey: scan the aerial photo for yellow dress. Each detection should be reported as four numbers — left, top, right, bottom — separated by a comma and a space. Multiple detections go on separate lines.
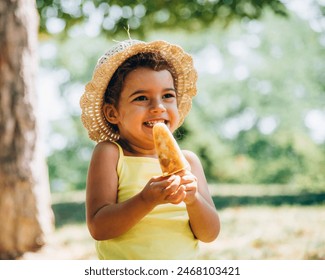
95, 142, 199, 260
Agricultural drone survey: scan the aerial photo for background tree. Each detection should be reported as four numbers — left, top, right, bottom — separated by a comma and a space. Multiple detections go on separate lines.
36, 0, 287, 38
0, 0, 53, 259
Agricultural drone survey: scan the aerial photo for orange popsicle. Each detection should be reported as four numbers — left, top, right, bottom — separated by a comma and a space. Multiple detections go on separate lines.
153, 123, 189, 176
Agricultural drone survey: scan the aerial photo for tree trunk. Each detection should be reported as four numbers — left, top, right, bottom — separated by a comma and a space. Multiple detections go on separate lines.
0, 0, 53, 259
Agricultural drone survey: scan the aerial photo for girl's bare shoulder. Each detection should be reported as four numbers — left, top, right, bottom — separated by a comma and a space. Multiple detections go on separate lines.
182, 149, 201, 165
91, 141, 120, 163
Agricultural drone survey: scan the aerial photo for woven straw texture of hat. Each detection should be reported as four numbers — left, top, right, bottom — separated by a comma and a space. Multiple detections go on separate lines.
80, 40, 197, 142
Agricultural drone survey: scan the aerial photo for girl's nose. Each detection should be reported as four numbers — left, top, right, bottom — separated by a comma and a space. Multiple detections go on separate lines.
150, 100, 166, 114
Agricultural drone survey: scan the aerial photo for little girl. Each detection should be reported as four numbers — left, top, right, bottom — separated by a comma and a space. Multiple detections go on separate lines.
80, 39, 220, 260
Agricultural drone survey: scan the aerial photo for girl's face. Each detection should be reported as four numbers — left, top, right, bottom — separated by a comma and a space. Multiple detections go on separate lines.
106, 67, 180, 155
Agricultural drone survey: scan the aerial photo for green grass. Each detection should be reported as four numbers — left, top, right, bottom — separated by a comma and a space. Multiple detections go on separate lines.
21, 186, 325, 260
200, 205, 325, 260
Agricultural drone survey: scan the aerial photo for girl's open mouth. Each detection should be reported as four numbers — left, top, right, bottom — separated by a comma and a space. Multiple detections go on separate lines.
143, 120, 167, 128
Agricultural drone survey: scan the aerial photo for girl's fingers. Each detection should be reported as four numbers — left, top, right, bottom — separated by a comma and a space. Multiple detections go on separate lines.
166, 184, 186, 204
162, 175, 181, 194
180, 174, 197, 185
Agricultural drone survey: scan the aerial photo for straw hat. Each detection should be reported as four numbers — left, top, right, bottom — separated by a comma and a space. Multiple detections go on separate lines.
80, 39, 197, 142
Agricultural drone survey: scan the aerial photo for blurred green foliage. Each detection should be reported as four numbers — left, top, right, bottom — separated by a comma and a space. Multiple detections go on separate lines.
36, 0, 287, 38
39, 1, 325, 193
175, 11, 325, 191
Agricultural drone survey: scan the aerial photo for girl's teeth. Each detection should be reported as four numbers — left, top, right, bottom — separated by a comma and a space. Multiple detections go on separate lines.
145, 120, 165, 127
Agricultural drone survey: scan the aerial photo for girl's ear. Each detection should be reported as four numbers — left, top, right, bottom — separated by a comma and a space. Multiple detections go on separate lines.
103, 104, 119, 124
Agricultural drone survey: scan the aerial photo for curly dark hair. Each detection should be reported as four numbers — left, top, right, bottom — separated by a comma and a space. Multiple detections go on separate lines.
103, 52, 175, 107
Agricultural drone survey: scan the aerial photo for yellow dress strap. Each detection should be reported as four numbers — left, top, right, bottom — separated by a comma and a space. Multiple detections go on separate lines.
111, 141, 124, 172
111, 141, 124, 156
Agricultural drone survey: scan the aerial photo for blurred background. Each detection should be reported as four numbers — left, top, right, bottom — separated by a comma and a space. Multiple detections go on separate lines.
1, 0, 324, 259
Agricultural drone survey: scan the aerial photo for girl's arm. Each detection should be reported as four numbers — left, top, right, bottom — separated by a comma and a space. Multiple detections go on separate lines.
182, 150, 221, 243
86, 142, 184, 240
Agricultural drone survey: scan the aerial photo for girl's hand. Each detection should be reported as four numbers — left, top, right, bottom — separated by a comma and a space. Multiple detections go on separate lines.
140, 174, 185, 207
179, 170, 198, 205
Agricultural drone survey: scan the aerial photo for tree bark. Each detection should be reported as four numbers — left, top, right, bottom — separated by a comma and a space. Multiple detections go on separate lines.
0, 0, 53, 259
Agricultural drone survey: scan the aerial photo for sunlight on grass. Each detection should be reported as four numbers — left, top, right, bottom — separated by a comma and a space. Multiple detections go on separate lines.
23, 204, 325, 260
200, 205, 325, 260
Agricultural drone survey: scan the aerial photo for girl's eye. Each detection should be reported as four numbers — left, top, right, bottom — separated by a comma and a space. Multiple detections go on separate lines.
133, 95, 148, 101
163, 93, 176, 99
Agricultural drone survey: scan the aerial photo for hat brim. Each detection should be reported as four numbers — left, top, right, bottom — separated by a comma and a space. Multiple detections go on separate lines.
80, 40, 197, 142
